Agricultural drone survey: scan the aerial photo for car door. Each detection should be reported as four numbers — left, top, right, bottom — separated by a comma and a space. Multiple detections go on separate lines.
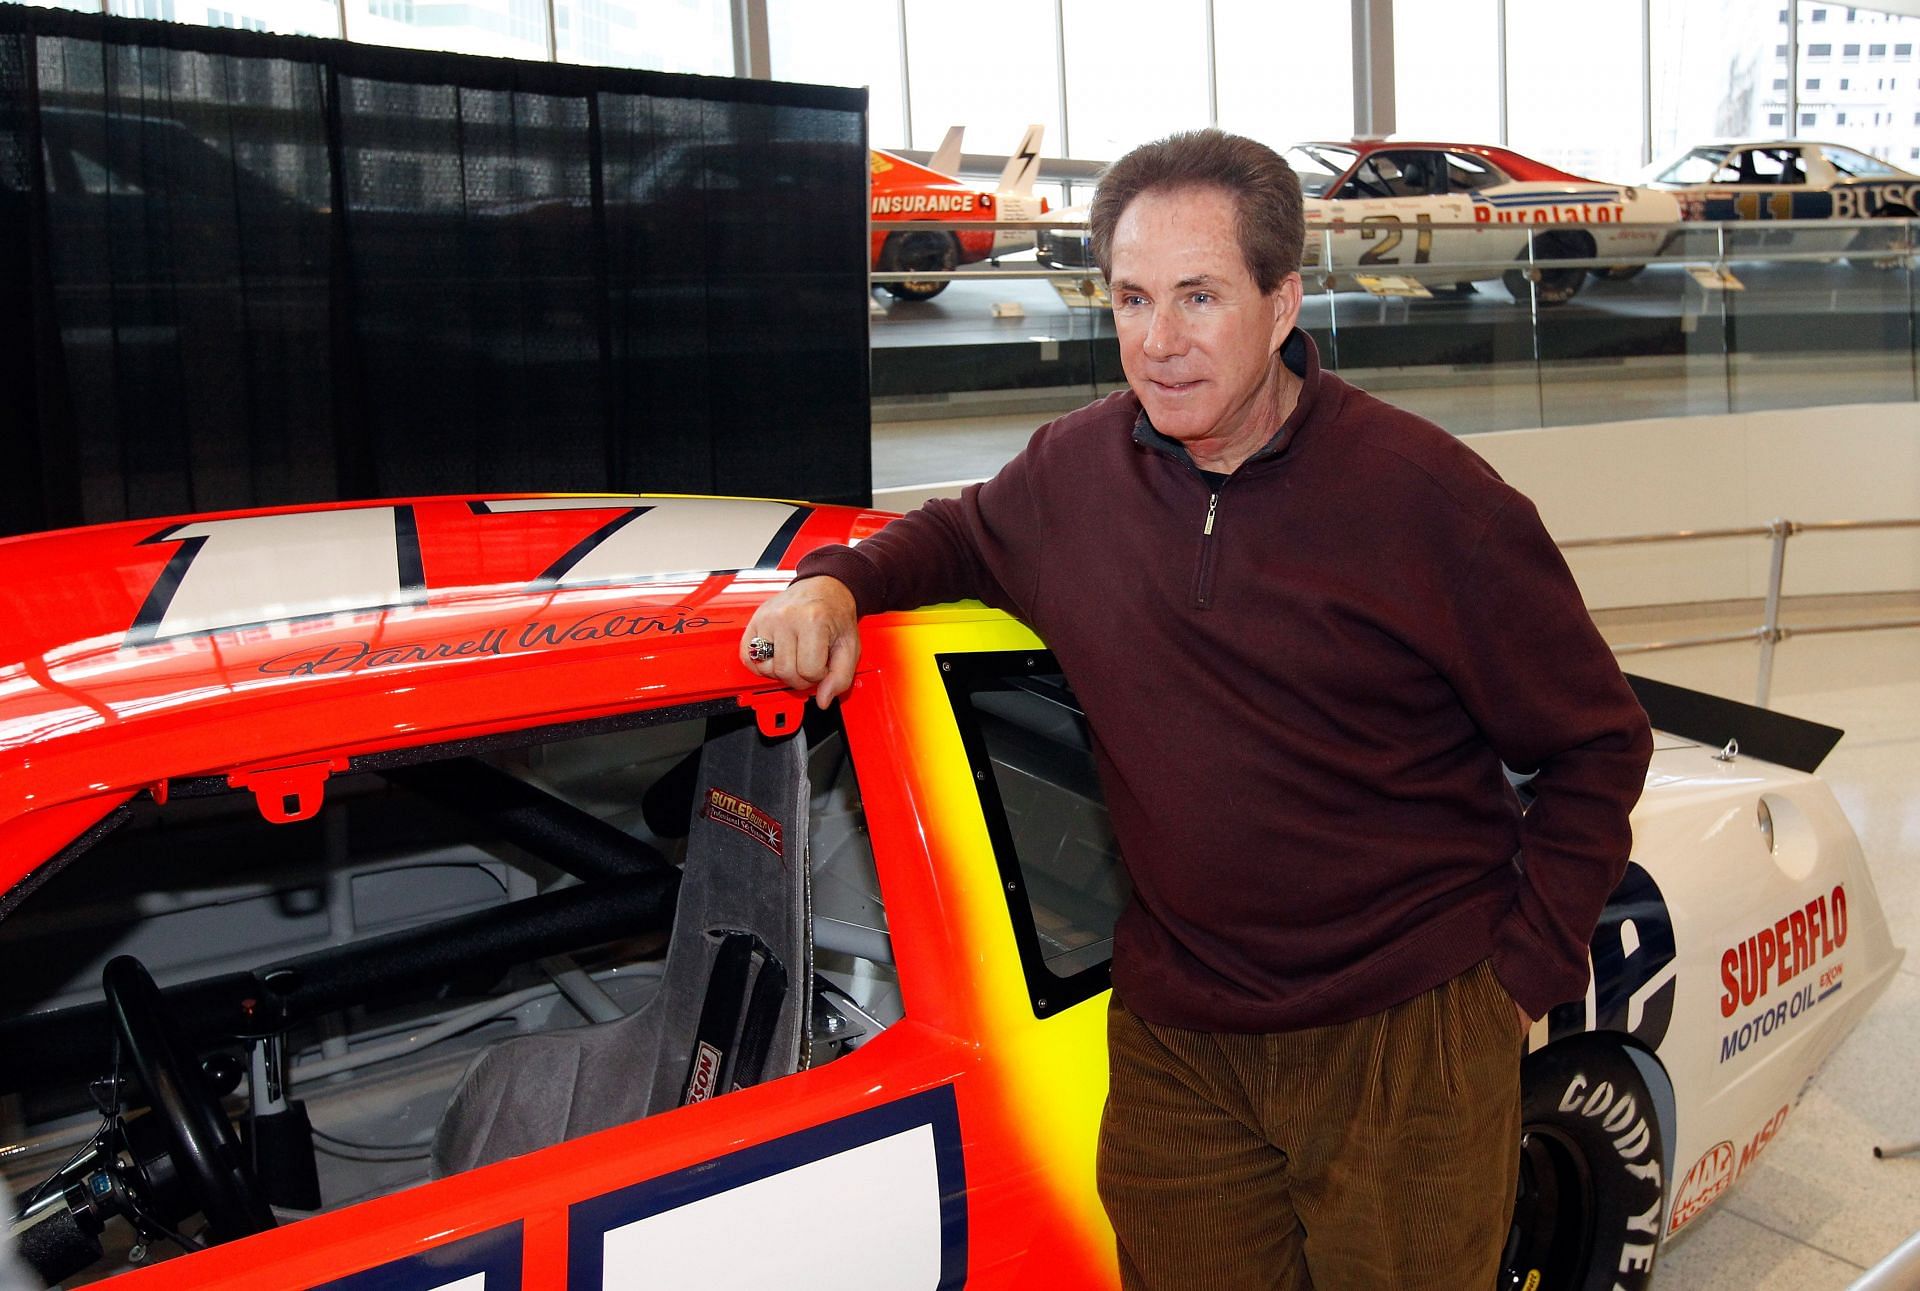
1322, 150, 1456, 277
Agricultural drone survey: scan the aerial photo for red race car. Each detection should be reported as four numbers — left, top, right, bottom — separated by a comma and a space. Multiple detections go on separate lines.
0, 495, 1900, 1289
870, 125, 1049, 300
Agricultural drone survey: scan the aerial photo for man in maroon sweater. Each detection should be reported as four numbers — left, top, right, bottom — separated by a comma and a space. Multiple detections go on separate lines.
741, 131, 1652, 1288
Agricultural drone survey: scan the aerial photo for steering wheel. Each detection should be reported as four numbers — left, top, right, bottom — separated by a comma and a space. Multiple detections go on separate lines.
101, 955, 276, 1243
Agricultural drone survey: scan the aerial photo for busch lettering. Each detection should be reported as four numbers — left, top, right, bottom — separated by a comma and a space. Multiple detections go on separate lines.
1833, 183, 1920, 219
1720, 885, 1847, 1017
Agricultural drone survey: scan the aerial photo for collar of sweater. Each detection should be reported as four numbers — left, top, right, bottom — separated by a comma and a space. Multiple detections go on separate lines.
1130, 327, 1323, 478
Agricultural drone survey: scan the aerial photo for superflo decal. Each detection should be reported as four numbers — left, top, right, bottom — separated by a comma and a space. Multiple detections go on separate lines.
1718, 885, 1847, 1064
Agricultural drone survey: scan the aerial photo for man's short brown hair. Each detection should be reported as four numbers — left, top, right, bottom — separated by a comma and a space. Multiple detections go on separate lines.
1089, 129, 1304, 293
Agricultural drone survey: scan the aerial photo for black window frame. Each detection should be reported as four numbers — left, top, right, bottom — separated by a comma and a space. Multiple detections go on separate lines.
938, 649, 1119, 1019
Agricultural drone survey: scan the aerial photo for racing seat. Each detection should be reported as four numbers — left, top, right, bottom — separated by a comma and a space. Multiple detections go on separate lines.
429, 717, 813, 1176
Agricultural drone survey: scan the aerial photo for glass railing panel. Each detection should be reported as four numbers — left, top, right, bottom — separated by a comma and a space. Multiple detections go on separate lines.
1313, 224, 1546, 436
1715, 218, 1917, 414
867, 215, 1920, 501
1533, 222, 1735, 428
869, 217, 1115, 496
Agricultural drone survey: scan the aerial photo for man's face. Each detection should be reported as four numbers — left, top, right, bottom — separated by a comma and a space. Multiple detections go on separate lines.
1109, 186, 1302, 462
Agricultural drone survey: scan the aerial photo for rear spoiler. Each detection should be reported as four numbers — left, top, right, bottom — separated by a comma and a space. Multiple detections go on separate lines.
1625, 674, 1843, 773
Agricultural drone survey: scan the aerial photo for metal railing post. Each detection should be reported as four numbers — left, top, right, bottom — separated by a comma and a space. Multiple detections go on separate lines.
1756, 517, 1794, 709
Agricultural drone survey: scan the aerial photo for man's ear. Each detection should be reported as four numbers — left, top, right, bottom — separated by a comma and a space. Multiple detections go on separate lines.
1269, 271, 1305, 351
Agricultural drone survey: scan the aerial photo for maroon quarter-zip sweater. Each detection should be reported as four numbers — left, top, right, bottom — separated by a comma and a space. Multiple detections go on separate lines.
800, 330, 1653, 1031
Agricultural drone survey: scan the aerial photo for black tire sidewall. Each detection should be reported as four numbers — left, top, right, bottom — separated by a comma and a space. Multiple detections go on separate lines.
1510, 1043, 1666, 1291
1505, 233, 1590, 305
880, 231, 958, 299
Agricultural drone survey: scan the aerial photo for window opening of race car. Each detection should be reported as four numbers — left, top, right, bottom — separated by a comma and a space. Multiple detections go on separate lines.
0, 701, 899, 1285
941, 653, 1128, 1019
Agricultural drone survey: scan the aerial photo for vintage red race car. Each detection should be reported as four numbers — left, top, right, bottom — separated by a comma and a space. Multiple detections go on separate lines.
0, 495, 1900, 1289
869, 126, 1048, 301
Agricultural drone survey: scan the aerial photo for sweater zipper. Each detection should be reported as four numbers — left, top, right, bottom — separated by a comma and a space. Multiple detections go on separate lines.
1192, 490, 1221, 609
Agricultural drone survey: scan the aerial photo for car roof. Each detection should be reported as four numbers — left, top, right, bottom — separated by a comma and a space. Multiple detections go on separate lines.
1295, 139, 1590, 183
1658, 139, 1920, 177
0, 494, 909, 829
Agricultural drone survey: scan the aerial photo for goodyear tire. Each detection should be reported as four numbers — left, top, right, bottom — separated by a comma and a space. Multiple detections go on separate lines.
1502, 1043, 1666, 1291
1846, 208, 1916, 269
879, 231, 958, 300
1503, 232, 1591, 306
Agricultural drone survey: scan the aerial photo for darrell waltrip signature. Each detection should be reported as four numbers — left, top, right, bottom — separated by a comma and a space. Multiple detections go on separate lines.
256, 607, 721, 677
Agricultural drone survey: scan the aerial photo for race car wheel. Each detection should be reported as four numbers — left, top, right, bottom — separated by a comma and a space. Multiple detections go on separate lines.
879, 231, 958, 300
103, 955, 277, 1243
1501, 1042, 1665, 1291
1846, 208, 1917, 269
1591, 263, 1646, 282
1504, 233, 1591, 306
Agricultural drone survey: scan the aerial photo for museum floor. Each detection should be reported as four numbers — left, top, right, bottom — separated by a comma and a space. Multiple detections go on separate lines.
869, 408, 1920, 1286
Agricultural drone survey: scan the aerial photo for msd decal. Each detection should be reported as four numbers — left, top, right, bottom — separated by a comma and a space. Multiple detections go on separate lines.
1667, 1141, 1734, 1235
1737, 1104, 1792, 1178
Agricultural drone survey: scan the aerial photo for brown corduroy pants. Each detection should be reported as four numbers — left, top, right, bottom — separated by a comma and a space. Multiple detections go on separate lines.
1097, 959, 1524, 1290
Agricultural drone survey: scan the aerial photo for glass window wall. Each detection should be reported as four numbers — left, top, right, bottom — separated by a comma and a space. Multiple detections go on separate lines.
1393, 0, 1499, 141
902, 0, 1061, 155
768, 0, 905, 147
1213, 0, 1352, 146
106, 0, 337, 34
555, 0, 731, 75
1506, 0, 1643, 181
1648, 0, 1779, 169
1060, 0, 1208, 160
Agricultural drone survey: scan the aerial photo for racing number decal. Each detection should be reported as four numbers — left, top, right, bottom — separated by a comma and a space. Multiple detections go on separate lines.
1547, 862, 1678, 1051
129, 506, 425, 644
1733, 192, 1794, 221
1356, 214, 1434, 266
469, 498, 807, 590
128, 499, 809, 645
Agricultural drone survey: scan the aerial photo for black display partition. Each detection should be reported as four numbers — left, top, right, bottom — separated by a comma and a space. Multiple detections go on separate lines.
0, 10, 871, 536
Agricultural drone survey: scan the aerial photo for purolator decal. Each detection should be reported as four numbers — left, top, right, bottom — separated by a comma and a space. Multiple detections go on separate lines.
1667, 1141, 1734, 1234
702, 788, 784, 857
1718, 885, 1847, 1064
1471, 195, 1628, 225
